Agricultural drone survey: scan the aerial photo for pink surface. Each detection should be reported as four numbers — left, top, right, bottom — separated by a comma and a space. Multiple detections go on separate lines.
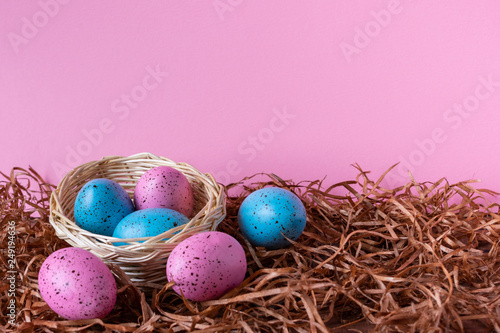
134, 166, 194, 217
1, 1, 500, 194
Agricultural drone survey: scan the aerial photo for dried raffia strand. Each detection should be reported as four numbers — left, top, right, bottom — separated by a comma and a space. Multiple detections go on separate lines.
1, 166, 500, 332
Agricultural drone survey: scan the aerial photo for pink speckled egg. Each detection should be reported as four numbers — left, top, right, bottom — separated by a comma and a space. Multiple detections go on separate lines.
134, 166, 194, 217
166, 231, 247, 301
38, 248, 117, 320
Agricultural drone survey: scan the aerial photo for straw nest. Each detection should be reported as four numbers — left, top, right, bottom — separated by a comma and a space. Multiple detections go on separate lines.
1, 165, 499, 332
48, 153, 226, 289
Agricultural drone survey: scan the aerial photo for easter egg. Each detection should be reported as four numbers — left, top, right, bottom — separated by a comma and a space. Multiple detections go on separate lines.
134, 166, 194, 217
112, 208, 190, 246
38, 247, 117, 320
74, 178, 134, 236
237, 187, 307, 249
166, 231, 247, 301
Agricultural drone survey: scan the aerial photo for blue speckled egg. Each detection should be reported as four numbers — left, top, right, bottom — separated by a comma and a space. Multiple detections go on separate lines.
112, 208, 189, 246
238, 187, 307, 249
74, 179, 135, 236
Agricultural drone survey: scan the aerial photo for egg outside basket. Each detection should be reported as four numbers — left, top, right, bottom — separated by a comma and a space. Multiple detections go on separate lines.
49, 153, 226, 290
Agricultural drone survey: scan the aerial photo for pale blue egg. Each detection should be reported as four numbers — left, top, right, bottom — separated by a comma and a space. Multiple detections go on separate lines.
112, 208, 189, 246
74, 179, 134, 236
238, 187, 307, 249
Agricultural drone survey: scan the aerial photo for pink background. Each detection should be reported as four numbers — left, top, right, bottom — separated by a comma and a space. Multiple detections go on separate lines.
1, 1, 500, 193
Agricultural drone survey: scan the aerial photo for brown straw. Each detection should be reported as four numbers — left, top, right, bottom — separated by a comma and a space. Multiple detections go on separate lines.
1, 163, 499, 332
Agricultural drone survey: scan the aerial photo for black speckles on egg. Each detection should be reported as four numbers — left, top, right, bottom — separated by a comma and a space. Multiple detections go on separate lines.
133, 166, 195, 217
38, 247, 117, 320
237, 187, 307, 250
74, 178, 134, 236
166, 231, 247, 302
112, 207, 189, 246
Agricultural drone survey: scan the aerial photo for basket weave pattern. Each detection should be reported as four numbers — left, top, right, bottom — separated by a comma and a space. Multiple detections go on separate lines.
49, 153, 226, 288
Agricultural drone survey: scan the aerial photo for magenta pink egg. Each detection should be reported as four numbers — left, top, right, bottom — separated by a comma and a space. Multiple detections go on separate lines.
38, 247, 117, 320
166, 231, 247, 301
134, 166, 194, 217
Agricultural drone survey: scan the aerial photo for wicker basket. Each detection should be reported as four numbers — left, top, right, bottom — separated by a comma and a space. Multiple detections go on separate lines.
49, 153, 226, 289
